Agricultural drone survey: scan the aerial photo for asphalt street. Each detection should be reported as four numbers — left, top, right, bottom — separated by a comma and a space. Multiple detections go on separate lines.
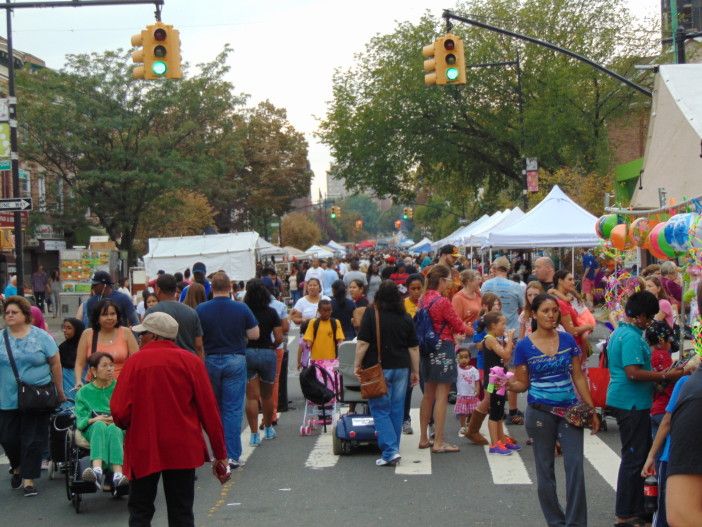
1, 323, 626, 526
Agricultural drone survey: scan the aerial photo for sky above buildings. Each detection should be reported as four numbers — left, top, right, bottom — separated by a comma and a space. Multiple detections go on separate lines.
2, 0, 659, 199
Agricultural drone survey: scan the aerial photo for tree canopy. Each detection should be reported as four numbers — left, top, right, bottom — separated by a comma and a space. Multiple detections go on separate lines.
17, 47, 312, 263
318, 0, 659, 227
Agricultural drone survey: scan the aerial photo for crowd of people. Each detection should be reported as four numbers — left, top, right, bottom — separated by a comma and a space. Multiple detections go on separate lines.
0, 245, 701, 527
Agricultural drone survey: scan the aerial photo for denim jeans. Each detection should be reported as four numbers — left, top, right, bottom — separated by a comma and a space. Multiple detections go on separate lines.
610, 407, 652, 518
525, 406, 587, 527
367, 368, 409, 462
654, 460, 668, 527
205, 354, 246, 461
403, 382, 413, 422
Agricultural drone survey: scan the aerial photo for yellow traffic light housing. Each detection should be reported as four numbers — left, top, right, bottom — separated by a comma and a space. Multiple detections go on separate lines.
131, 22, 182, 80
423, 33, 466, 86
407, 207, 414, 220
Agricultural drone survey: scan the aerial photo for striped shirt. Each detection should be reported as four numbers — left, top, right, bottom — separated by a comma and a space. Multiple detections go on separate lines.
514, 331, 581, 407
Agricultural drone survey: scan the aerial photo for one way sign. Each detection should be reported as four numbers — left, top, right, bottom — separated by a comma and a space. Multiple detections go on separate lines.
0, 198, 32, 212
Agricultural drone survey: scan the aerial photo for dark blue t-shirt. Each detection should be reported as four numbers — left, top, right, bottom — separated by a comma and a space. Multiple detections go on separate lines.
196, 297, 258, 356
513, 331, 581, 407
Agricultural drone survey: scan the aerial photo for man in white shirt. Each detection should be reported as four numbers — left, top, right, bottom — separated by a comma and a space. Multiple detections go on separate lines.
304, 259, 324, 285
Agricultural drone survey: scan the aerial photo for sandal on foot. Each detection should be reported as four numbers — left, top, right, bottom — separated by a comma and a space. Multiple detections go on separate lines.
432, 443, 460, 453
418, 440, 434, 449
510, 410, 525, 425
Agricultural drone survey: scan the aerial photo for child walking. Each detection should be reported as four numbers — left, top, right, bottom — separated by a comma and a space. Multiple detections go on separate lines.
480, 311, 519, 455
298, 299, 344, 369
455, 349, 480, 437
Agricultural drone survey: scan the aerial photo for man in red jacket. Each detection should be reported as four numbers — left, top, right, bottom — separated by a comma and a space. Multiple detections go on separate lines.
111, 312, 229, 527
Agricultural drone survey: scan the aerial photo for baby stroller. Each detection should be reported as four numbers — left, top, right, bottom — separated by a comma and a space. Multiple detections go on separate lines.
299, 359, 339, 435
61, 407, 128, 512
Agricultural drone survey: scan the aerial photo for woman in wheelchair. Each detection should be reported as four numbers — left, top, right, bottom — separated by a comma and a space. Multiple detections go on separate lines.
74, 352, 127, 490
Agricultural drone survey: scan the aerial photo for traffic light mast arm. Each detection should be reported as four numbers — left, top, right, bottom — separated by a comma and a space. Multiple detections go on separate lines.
0, 0, 162, 8
442, 9, 652, 98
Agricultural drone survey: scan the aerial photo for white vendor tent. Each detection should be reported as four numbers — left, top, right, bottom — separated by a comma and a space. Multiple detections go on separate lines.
631, 64, 702, 208
432, 214, 490, 249
487, 186, 599, 248
143, 232, 262, 281
461, 209, 524, 247
409, 237, 434, 254
305, 245, 334, 258
325, 240, 347, 256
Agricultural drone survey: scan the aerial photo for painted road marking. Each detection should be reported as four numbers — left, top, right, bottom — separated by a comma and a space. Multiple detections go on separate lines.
396, 408, 431, 475
480, 421, 532, 484
304, 431, 337, 470
583, 432, 619, 490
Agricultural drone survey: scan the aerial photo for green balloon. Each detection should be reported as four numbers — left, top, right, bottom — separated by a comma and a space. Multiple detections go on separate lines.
657, 225, 677, 258
600, 214, 619, 239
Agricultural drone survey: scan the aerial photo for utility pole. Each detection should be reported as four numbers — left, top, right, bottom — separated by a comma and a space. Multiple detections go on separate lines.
670, 0, 680, 62
1, 0, 164, 295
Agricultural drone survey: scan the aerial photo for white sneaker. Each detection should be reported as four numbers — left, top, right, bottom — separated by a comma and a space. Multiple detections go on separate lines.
458, 427, 467, 438
402, 419, 413, 435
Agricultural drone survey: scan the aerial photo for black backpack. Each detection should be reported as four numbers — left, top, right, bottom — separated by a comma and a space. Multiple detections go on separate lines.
299, 362, 336, 405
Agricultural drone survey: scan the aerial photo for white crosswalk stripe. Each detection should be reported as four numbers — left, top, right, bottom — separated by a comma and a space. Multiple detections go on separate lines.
304, 432, 337, 470
480, 421, 532, 484
583, 432, 619, 490
395, 408, 431, 475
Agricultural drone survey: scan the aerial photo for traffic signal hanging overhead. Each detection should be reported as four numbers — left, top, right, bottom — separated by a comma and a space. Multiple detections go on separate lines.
422, 33, 466, 86
131, 22, 183, 80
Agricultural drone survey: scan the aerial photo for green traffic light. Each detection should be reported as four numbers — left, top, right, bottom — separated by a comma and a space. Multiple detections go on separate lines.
446, 67, 459, 81
403, 214, 408, 220
331, 213, 336, 219
152, 60, 167, 76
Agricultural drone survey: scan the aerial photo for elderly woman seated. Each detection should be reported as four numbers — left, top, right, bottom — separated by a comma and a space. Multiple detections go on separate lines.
75, 351, 127, 490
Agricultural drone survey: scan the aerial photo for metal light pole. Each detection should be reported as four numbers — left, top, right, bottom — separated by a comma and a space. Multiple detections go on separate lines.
0, 0, 165, 295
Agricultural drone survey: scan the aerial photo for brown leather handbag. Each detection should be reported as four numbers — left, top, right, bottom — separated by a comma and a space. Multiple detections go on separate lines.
358, 307, 388, 400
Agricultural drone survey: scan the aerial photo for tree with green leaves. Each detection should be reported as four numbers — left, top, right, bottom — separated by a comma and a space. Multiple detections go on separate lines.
318, 0, 658, 222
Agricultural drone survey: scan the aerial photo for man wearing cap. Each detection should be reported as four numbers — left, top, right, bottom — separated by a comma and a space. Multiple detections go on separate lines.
78, 271, 139, 328
146, 273, 204, 358
179, 262, 212, 302
422, 245, 462, 299
111, 312, 229, 526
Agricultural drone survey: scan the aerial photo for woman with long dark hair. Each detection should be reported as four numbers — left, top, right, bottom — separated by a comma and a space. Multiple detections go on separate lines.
354, 280, 419, 466
244, 279, 283, 446
510, 293, 600, 526
74, 299, 138, 389
58, 318, 85, 400
331, 280, 356, 340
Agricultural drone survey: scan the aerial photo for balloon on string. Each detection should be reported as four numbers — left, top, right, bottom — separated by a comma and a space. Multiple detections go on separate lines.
599, 214, 620, 239
689, 214, 702, 250
630, 217, 651, 248
648, 223, 670, 260
666, 213, 697, 252
657, 222, 677, 258
610, 224, 630, 251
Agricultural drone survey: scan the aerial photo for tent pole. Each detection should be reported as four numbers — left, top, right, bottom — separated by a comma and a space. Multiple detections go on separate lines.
571, 248, 575, 276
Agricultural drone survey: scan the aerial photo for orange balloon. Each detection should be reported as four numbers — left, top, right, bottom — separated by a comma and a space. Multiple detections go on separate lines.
610, 224, 629, 251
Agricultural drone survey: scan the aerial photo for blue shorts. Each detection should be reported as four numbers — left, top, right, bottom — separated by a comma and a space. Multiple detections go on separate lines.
245, 348, 277, 384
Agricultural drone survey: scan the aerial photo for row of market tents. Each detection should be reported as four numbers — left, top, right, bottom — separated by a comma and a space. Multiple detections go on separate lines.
432, 185, 600, 250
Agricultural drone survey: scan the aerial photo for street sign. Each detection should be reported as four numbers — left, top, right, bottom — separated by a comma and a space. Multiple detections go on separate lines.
0, 98, 9, 122
0, 160, 10, 171
0, 197, 32, 211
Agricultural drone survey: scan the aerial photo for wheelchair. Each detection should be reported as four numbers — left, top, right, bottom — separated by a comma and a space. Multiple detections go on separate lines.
51, 406, 128, 513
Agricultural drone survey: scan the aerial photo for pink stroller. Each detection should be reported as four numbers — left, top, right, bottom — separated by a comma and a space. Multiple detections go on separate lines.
299, 359, 339, 435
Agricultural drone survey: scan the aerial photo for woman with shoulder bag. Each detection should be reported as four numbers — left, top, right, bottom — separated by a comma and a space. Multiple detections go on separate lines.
509, 294, 600, 527
0, 296, 65, 497
354, 280, 419, 467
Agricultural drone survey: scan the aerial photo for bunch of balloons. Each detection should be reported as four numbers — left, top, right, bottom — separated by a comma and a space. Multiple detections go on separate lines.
595, 211, 702, 260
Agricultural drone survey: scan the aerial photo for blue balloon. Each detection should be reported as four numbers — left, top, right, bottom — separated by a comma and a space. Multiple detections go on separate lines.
669, 213, 696, 252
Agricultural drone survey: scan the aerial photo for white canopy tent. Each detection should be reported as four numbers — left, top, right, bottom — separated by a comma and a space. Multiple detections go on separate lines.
461, 209, 524, 247
409, 237, 434, 254
325, 240, 347, 256
487, 186, 599, 248
305, 245, 335, 259
432, 214, 490, 249
143, 232, 262, 281
631, 64, 702, 208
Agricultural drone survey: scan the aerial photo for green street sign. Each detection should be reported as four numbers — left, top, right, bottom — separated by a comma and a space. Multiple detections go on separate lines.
0, 160, 9, 171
